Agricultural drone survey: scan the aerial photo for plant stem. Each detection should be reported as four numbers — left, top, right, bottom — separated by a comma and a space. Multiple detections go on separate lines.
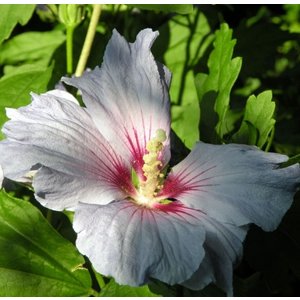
89, 289, 100, 297
92, 266, 106, 290
75, 4, 102, 77
66, 26, 75, 75
265, 127, 275, 152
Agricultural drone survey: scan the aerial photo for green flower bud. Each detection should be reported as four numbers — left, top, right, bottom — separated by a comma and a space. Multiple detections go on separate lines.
58, 4, 84, 29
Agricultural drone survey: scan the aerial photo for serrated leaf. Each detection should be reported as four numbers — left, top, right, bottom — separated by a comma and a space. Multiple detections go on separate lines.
155, 9, 214, 149
129, 4, 193, 14
195, 23, 242, 143
99, 279, 160, 297
0, 190, 93, 296
0, 4, 35, 45
0, 30, 66, 66
232, 90, 275, 149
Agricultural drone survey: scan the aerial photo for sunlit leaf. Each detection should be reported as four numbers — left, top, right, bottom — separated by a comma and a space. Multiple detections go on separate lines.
232, 91, 275, 149
0, 30, 66, 66
0, 4, 35, 45
0, 190, 93, 296
171, 104, 200, 149
0, 64, 53, 139
156, 9, 214, 148
99, 279, 160, 296
195, 23, 242, 143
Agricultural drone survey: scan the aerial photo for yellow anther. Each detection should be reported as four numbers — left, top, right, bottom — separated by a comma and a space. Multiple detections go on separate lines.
143, 153, 157, 164
142, 163, 160, 173
155, 129, 167, 143
146, 141, 162, 152
138, 129, 167, 201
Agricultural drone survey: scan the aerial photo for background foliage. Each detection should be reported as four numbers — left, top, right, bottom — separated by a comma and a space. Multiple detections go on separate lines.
0, 4, 299, 296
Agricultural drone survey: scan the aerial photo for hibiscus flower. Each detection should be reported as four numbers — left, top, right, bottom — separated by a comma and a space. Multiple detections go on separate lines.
0, 29, 299, 296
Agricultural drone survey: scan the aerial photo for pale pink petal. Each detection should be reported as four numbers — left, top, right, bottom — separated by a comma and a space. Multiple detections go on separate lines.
182, 216, 248, 296
73, 200, 206, 286
161, 142, 300, 231
0, 90, 135, 210
33, 166, 129, 211
63, 29, 171, 176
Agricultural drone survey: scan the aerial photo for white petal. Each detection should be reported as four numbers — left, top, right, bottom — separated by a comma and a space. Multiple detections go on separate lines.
182, 216, 248, 296
33, 166, 128, 211
44, 89, 79, 105
73, 200, 206, 286
0, 91, 134, 210
161, 142, 300, 231
63, 29, 171, 176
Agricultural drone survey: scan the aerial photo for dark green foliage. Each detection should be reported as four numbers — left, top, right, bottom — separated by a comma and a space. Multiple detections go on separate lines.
0, 190, 93, 296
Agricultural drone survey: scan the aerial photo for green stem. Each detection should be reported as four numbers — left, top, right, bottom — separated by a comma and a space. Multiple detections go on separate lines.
66, 25, 75, 74
75, 4, 102, 77
280, 153, 300, 168
265, 127, 275, 152
89, 289, 100, 297
92, 266, 106, 290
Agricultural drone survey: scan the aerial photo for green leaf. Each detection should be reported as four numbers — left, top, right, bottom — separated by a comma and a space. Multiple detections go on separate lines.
232, 90, 275, 149
0, 4, 35, 45
0, 30, 66, 66
0, 190, 93, 296
128, 4, 193, 14
280, 153, 300, 168
99, 279, 160, 297
155, 9, 214, 149
195, 23, 242, 143
0, 64, 53, 139
171, 103, 200, 149
148, 280, 177, 297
